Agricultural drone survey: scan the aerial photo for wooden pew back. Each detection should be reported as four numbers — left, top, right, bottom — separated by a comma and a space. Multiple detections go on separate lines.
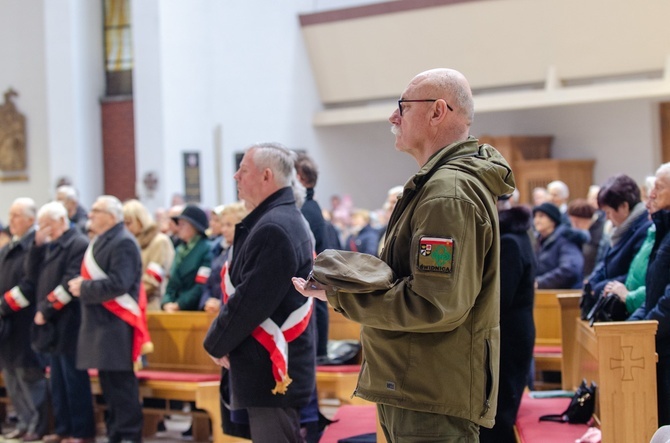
534, 289, 577, 347
328, 305, 361, 341
145, 311, 218, 373
557, 293, 658, 443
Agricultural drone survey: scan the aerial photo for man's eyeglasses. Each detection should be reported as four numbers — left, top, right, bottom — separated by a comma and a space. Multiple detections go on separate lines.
397, 99, 453, 117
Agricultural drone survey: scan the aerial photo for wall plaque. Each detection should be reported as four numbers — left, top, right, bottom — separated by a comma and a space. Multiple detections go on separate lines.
0, 88, 28, 181
183, 152, 201, 203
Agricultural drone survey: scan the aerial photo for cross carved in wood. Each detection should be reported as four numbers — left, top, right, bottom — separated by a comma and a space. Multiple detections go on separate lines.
610, 346, 645, 382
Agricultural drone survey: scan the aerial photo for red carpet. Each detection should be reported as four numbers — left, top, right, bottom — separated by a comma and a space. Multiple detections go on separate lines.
320, 405, 377, 443
516, 392, 590, 442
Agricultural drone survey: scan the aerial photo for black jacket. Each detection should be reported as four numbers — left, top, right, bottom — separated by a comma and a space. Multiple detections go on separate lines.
630, 209, 670, 356
204, 187, 316, 408
535, 224, 585, 289
0, 230, 41, 368
76, 223, 142, 371
481, 206, 536, 443
27, 228, 89, 356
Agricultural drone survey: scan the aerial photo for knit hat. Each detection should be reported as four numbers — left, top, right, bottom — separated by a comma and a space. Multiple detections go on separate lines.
533, 202, 562, 226
172, 204, 209, 235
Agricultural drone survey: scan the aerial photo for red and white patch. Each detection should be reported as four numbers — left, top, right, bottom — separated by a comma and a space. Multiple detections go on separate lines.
195, 266, 211, 284
146, 262, 165, 284
4, 286, 29, 311
47, 285, 72, 310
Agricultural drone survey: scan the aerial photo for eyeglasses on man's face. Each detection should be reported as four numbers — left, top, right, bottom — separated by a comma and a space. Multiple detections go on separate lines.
397, 99, 453, 117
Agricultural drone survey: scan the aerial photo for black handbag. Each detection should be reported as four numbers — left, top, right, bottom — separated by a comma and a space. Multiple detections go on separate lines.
316, 340, 362, 366
539, 380, 597, 424
580, 282, 597, 320
586, 293, 628, 326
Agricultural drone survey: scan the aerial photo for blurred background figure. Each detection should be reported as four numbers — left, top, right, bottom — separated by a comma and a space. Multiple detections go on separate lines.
123, 199, 175, 311
532, 186, 549, 207
200, 202, 248, 313
161, 205, 211, 312
344, 208, 380, 256
567, 198, 608, 276
56, 185, 88, 235
546, 180, 571, 225
533, 202, 584, 289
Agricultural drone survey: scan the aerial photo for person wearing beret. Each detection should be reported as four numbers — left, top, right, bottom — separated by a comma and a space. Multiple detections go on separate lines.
161, 204, 212, 312
533, 202, 585, 289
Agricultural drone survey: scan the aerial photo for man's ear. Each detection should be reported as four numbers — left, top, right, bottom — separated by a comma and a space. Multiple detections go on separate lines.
262, 167, 273, 184
430, 99, 449, 125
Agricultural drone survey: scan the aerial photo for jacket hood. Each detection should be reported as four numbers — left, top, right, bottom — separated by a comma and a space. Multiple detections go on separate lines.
417, 136, 515, 199
499, 206, 532, 234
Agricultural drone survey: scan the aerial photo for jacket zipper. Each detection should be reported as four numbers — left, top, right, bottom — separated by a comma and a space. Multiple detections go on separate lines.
481, 338, 493, 418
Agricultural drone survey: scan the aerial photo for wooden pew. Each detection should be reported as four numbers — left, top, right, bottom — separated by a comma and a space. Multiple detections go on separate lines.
557, 293, 659, 443
316, 305, 365, 406
532, 290, 581, 387
115, 311, 248, 443
319, 306, 386, 442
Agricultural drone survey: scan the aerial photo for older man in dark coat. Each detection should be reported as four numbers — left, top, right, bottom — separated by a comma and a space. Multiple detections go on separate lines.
630, 163, 670, 426
28, 201, 95, 443
204, 143, 316, 443
0, 198, 48, 441
68, 195, 144, 443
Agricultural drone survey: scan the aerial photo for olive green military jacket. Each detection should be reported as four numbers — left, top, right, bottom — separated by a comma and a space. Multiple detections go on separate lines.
325, 137, 514, 428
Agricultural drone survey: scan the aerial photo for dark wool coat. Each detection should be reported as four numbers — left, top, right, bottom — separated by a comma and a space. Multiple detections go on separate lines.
0, 230, 41, 369
204, 187, 316, 408
76, 223, 142, 371
301, 188, 329, 254
588, 210, 651, 296
535, 224, 585, 289
27, 228, 89, 356
481, 206, 536, 443
630, 209, 670, 354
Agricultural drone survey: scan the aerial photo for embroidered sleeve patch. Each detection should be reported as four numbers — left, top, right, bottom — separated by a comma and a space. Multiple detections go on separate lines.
418, 237, 454, 273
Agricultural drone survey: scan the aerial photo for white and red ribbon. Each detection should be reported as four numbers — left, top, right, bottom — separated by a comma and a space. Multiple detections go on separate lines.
195, 266, 211, 284
145, 261, 165, 284
81, 241, 151, 363
221, 262, 313, 394
47, 284, 72, 310
3, 286, 29, 311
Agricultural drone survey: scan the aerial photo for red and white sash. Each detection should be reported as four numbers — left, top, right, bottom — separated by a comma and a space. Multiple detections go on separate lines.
81, 241, 152, 365
221, 262, 313, 394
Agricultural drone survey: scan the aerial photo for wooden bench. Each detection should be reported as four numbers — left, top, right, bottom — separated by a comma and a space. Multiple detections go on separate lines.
316, 305, 365, 406
532, 289, 581, 388
91, 311, 249, 443
557, 293, 658, 442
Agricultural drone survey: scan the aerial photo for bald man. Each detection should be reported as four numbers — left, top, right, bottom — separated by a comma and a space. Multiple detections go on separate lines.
294, 68, 515, 442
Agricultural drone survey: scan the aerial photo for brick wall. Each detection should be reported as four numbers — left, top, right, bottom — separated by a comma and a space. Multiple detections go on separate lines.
101, 97, 136, 201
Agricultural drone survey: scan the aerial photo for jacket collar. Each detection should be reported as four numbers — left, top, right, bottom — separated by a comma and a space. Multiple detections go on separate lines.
239, 187, 295, 230
94, 222, 125, 250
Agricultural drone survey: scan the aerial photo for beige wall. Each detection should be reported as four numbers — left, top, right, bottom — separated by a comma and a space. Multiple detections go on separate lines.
302, 0, 670, 105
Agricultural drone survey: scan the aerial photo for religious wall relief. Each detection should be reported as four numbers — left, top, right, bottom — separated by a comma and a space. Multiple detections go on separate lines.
0, 88, 28, 181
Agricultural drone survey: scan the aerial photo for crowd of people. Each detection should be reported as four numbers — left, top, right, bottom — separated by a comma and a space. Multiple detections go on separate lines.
1, 66, 670, 443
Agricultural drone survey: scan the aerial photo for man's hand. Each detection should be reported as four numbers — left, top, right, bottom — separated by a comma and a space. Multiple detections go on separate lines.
209, 354, 230, 369
163, 302, 181, 313
203, 298, 221, 313
34, 225, 52, 247
291, 277, 328, 302
68, 276, 83, 297
34, 311, 46, 325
